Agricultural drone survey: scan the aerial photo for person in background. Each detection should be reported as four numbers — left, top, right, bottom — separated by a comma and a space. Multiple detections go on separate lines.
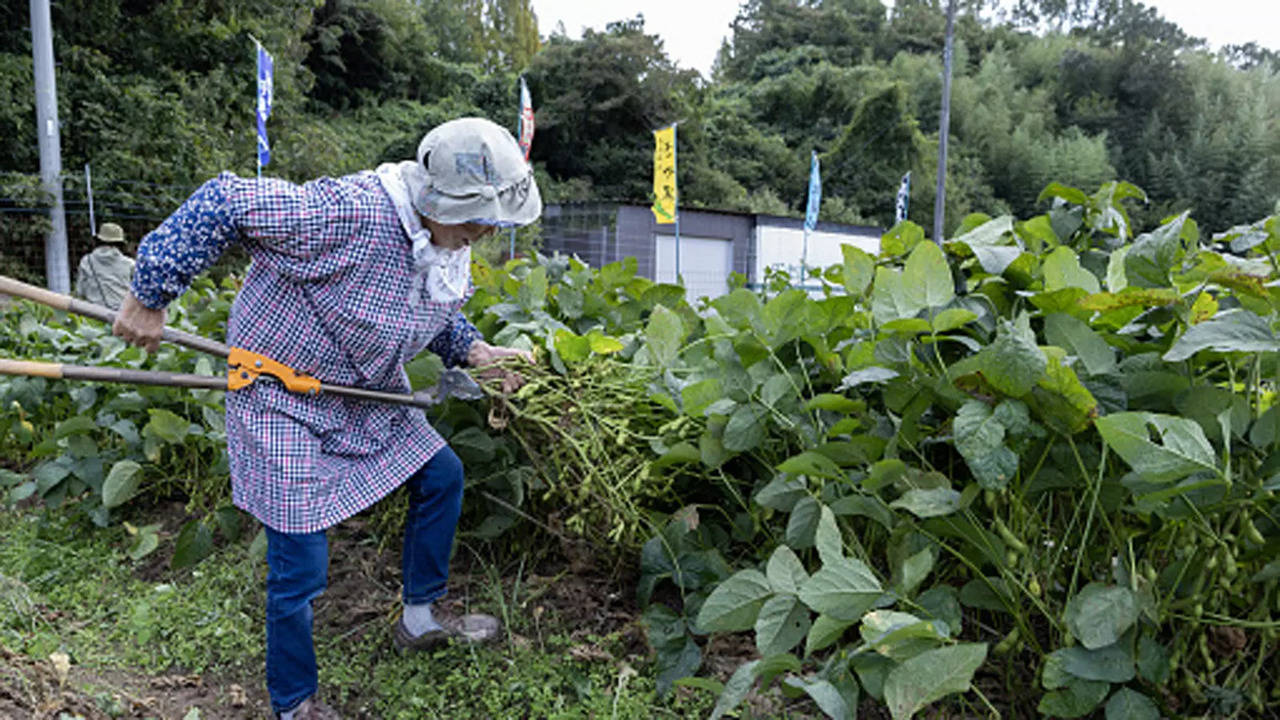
75, 222, 135, 310
111, 117, 540, 720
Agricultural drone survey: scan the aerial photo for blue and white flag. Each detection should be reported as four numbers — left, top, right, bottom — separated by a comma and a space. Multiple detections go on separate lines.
804, 150, 821, 232
895, 171, 911, 223
256, 42, 274, 169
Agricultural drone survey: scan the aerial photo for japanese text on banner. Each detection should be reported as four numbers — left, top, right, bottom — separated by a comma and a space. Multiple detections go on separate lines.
652, 125, 677, 224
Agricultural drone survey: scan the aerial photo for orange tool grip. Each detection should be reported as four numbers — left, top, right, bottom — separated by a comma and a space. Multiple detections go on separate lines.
226, 347, 321, 395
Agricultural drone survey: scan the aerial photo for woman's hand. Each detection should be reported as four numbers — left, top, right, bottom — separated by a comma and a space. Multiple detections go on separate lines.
467, 340, 533, 394
112, 292, 167, 352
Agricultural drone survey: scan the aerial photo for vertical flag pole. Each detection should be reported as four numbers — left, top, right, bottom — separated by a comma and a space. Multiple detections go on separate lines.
84, 163, 94, 234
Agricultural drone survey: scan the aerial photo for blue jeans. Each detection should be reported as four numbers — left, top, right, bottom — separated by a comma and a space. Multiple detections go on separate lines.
264, 447, 464, 713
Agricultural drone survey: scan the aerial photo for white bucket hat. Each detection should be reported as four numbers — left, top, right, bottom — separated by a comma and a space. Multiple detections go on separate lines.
402, 117, 541, 227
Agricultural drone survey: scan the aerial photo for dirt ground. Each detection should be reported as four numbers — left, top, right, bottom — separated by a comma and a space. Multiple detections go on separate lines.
0, 517, 669, 720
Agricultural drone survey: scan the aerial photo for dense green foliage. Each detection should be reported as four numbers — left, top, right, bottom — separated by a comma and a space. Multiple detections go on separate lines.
2, 0, 1279, 268
4, 181, 1280, 716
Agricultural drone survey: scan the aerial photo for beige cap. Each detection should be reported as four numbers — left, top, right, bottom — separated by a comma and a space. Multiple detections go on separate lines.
96, 223, 125, 243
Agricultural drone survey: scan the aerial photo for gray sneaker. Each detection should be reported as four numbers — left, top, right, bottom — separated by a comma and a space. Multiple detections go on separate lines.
393, 605, 501, 651
278, 696, 341, 720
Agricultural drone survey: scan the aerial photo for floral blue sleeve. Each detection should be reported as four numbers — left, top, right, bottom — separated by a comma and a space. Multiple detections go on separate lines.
427, 312, 481, 367
130, 175, 239, 309
131, 172, 368, 309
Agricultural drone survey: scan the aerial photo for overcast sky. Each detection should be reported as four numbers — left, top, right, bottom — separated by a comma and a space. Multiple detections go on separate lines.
528, 0, 1280, 79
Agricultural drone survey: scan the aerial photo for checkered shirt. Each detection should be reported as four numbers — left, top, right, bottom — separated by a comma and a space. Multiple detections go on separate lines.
131, 171, 481, 533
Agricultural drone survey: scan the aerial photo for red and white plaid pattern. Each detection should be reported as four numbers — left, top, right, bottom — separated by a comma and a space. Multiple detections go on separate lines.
133, 171, 480, 532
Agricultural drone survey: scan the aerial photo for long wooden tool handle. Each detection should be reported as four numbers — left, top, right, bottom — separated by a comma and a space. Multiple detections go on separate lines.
0, 358, 434, 408
0, 358, 227, 391
0, 275, 231, 358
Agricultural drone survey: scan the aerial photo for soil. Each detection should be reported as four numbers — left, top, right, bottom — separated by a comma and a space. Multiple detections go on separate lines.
0, 515, 664, 720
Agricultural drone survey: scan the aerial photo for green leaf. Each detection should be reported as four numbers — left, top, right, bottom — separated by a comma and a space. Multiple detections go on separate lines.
787, 677, 853, 720
838, 367, 899, 388
893, 548, 935, 598
1043, 247, 1101, 293
1163, 310, 1280, 361
102, 460, 143, 509
1136, 635, 1171, 684
806, 393, 864, 414
681, 378, 723, 417
709, 660, 759, 720
814, 506, 843, 567
976, 317, 1046, 397
829, 494, 896, 531
872, 267, 919, 324
644, 604, 702, 695
1095, 412, 1218, 483
126, 524, 161, 561
762, 290, 812, 348
696, 569, 773, 632
1039, 182, 1090, 206
954, 215, 1015, 247
842, 245, 875, 296
1044, 313, 1116, 376
902, 241, 955, 311
883, 643, 988, 720
1054, 645, 1135, 683
889, 488, 962, 518
553, 329, 592, 364
1125, 211, 1190, 288
449, 427, 496, 465
798, 557, 882, 621
1105, 688, 1160, 720
723, 404, 767, 452
887, 317, 938, 336
144, 408, 191, 444
953, 401, 1019, 490
778, 451, 842, 480
861, 610, 950, 661
785, 496, 822, 549
766, 545, 809, 595
881, 221, 926, 256
1037, 678, 1110, 718
54, 415, 97, 438
1063, 583, 1139, 650
653, 442, 700, 469
754, 475, 808, 511
405, 351, 445, 391
644, 305, 685, 366
1029, 347, 1098, 434
171, 520, 213, 570
1106, 245, 1130, 291
973, 246, 1023, 275
585, 330, 624, 354
931, 308, 977, 334
806, 615, 855, 656
754, 594, 810, 657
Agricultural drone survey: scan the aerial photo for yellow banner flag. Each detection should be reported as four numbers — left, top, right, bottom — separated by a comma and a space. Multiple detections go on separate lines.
652, 125, 677, 224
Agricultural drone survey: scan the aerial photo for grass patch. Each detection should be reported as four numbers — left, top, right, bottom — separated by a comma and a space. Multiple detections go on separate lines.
0, 505, 719, 718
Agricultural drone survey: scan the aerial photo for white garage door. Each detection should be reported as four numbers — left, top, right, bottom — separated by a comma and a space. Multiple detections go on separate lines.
655, 234, 733, 302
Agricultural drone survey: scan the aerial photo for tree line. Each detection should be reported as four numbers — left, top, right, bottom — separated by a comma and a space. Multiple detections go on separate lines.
1, 0, 1278, 272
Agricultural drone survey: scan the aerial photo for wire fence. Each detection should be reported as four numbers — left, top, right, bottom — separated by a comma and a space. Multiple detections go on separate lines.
0, 170, 205, 285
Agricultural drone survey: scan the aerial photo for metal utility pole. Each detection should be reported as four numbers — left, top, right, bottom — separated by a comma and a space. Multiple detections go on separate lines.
932, 0, 957, 248
31, 0, 69, 292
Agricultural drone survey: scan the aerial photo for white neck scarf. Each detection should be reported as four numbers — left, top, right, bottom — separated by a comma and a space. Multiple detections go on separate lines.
375, 161, 471, 306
